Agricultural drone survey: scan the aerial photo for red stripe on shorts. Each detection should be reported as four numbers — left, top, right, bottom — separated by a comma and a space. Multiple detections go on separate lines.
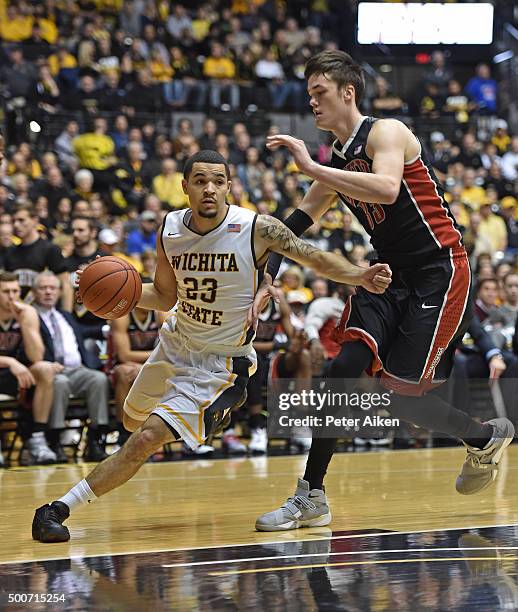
419, 247, 470, 387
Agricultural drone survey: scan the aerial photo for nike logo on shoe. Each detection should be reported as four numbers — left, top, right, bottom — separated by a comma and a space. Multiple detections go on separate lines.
168, 233, 181, 237
422, 303, 438, 309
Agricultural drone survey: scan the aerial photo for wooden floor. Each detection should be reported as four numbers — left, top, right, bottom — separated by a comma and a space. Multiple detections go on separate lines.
1, 446, 518, 610
2, 445, 518, 564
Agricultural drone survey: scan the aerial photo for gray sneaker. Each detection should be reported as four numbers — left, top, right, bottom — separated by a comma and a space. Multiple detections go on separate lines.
255, 478, 331, 531
27, 433, 57, 465
456, 418, 515, 495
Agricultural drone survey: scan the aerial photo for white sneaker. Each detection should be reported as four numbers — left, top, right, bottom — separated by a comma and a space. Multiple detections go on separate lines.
27, 433, 57, 465
249, 428, 268, 454
182, 442, 214, 457
222, 429, 247, 455
290, 436, 312, 452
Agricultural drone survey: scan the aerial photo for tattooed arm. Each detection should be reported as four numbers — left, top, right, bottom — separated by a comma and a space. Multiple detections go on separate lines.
254, 215, 392, 290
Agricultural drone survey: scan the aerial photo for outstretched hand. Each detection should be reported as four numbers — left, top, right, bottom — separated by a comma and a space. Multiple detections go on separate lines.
246, 273, 283, 331
266, 135, 315, 175
359, 263, 392, 294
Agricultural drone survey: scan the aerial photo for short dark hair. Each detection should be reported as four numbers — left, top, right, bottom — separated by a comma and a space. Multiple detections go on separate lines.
476, 277, 498, 294
304, 50, 365, 106
183, 150, 230, 181
0, 272, 19, 284
71, 215, 96, 232
13, 202, 36, 218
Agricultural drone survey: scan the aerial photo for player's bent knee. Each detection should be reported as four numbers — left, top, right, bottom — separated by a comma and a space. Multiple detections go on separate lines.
128, 426, 165, 459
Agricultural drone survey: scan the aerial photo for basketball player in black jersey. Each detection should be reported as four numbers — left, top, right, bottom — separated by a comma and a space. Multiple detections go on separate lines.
255, 50, 515, 531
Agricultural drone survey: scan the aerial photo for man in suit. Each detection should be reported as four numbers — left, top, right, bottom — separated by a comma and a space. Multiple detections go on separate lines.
450, 316, 518, 425
33, 271, 110, 462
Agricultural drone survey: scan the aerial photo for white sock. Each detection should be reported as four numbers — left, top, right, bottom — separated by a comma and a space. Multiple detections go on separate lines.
58, 479, 97, 512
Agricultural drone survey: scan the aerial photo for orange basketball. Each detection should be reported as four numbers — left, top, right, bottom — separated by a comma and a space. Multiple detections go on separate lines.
78, 256, 142, 320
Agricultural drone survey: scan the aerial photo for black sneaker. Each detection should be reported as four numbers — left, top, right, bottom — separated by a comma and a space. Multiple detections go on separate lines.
49, 442, 68, 464
32, 501, 70, 543
84, 440, 108, 462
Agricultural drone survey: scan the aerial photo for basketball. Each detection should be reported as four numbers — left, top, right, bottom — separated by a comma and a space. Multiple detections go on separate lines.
78, 256, 142, 319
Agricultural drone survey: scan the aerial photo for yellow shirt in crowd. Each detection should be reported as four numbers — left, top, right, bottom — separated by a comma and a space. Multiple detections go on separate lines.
203, 57, 236, 79
73, 134, 115, 171
152, 173, 189, 209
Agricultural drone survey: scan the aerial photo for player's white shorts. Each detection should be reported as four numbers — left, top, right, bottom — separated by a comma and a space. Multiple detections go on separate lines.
123, 320, 257, 449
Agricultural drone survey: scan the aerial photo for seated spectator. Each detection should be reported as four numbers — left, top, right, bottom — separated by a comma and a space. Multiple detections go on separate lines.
99, 71, 129, 114
73, 118, 117, 192
419, 83, 443, 119
152, 159, 189, 210
329, 212, 365, 256
280, 266, 313, 303
479, 201, 507, 253
500, 197, 518, 255
442, 79, 471, 125
488, 272, 518, 333
305, 284, 351, 374
452, 317, 518, 426
203, 42, 240, 109
197, 118, 218, 150
47, 44, 78, 89
423, 50, 453, 94
474, 277, 499, 322
113, 141, 149, 209
4, 203, 73, 309
460, 168, 486, 210
456, 133, 484, 170
109, 115, 129, 156
372, 76, 406, 117
34, 166, 71, 211
126, 211, 157, 257
125, 68, 164, 114
33, 272, 110, 462
72, 169, 95, 203
501, 136, 518, 182
465, 63, 497, 115
254, 48, 287, 110
166, 4, 192, 40
54, 120, 80, 172
111, 306, 165, 445
0, 272, 57, 465
165, 46, 206, 111
65, 216, 108, 342
63, 75, 100, 115
98, 228, 143, 273
491, 119, 511, 155
32, 65, 60, 119
463, 212, 493, 266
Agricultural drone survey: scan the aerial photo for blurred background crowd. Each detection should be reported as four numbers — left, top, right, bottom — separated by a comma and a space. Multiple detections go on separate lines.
1, 0, 518, 465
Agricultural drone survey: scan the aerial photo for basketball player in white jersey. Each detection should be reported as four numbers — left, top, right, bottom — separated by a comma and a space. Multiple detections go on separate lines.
32, 150, 391, 543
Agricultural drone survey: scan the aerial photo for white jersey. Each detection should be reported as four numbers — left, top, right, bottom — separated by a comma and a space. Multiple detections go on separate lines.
161, 205, 259, 351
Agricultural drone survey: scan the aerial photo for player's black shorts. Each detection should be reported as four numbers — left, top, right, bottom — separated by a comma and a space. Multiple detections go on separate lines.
0, 369, 19, 397
333, 247, 472, 396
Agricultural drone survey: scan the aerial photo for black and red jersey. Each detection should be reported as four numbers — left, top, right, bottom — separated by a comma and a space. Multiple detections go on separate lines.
128, 310, 160, 352
330, 116, 463, 268
0, 318, 23, 358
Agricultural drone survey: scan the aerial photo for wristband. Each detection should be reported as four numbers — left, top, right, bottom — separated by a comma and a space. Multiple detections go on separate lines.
266, 209, 314, 280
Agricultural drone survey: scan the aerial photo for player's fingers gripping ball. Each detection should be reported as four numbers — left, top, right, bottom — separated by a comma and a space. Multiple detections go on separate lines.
78, 256, 142, 319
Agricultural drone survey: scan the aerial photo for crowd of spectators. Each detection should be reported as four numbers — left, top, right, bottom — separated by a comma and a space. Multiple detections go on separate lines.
0, 0, 518, 464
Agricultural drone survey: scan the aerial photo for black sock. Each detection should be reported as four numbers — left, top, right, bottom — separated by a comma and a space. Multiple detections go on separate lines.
303, 341, 374, 491
303, 437, 338, 491
387, 392, 494, 448
249, 413, 266, 430
31, 422, 47, 435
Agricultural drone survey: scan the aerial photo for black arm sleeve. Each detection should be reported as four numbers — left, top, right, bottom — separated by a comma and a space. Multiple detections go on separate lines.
265, 208, 314, 280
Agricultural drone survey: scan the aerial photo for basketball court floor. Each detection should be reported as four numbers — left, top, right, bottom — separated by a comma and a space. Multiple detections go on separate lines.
1, 446, 518, 610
